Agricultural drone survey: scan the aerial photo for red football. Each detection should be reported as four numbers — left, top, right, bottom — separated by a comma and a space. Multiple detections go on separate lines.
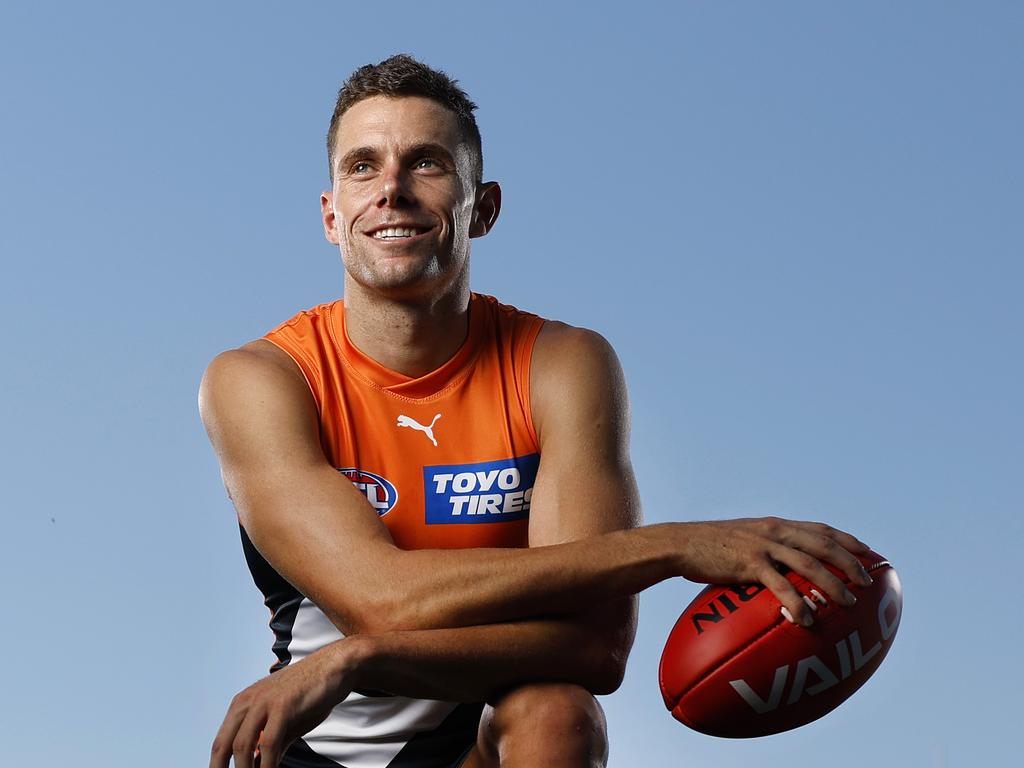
659, 549, 902, 738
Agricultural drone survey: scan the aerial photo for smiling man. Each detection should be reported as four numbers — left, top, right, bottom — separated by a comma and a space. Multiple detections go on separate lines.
199, 54, 874, 768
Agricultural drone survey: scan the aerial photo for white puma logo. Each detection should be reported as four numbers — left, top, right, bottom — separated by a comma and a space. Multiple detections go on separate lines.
396, 413, 442, 447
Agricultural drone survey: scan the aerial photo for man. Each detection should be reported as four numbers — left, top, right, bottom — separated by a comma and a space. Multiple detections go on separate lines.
199, 55, 873, 768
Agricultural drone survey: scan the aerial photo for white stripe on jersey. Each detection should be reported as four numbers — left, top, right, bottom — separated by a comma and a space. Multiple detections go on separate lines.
288, 598, 460, 768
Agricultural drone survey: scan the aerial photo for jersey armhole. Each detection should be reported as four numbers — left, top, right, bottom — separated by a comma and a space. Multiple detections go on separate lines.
515, 316, 546, 449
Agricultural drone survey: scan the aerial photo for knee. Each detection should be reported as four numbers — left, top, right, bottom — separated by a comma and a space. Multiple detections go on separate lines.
484, 683, 608, 764
492, 683, 606, 736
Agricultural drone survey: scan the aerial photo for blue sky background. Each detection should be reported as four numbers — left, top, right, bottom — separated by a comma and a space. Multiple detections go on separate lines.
1, 2, 1020, 765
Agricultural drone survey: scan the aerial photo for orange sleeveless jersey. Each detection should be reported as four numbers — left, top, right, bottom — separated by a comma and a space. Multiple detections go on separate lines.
262, 292, 545, 551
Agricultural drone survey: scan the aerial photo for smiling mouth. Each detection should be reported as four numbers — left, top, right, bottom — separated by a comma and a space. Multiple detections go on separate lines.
371, 226, 432, 240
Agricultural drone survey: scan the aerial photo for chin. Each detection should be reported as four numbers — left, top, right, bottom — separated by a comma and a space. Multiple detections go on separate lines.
345, 250, 467, 299
346, 264, 444, 301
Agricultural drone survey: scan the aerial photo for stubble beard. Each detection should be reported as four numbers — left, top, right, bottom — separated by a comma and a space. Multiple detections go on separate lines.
342, 235, 470, 302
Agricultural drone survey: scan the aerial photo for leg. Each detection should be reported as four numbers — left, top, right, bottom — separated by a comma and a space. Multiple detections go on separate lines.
461, 683, 608, 768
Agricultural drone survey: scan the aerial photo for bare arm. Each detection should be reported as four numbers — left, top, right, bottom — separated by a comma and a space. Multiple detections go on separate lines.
525, 323, 640, 685
199, 337, 871, 638
207, 326, 642, 768
199, 336, 657, 639
206, 327, 874, 768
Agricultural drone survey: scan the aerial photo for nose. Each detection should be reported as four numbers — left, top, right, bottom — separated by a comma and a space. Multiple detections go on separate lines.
376, 163, 413, 208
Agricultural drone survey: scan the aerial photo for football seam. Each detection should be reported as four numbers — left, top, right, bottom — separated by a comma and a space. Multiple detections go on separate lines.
668, 559, 892, 710
670, 613, 783, 708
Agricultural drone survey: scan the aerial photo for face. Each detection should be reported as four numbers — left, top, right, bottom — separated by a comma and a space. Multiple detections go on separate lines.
322, 95, 499, 302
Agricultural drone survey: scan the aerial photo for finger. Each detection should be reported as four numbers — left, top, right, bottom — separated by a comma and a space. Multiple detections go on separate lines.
769, 544, 856, 608
788, 527, 873, 589
256, 717, 287, 768
232, 709, 268, 768
757, 562, 815, 627
211, 699, 250, 768
828, 526, 871, 557
807, 521, 873, 562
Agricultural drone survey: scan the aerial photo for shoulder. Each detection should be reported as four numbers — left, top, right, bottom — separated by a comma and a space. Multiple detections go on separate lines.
530, 321, 629, 445
534, 321, 618, 367
198, 340, 314, 432
201, 340, 308, 392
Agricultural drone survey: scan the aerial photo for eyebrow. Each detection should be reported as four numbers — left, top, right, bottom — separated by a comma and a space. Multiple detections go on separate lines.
336, 146, 375, 174
337, 142, 456, 173
405, 143, 456, 165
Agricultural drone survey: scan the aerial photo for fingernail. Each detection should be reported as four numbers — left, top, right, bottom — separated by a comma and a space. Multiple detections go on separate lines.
861, 571, 873, 587
844, 588, 857, 605
802, 613, 814, 627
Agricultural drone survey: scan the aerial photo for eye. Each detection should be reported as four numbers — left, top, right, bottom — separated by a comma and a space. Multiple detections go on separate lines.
415, 158, 439, 170
352, 161, 372, 174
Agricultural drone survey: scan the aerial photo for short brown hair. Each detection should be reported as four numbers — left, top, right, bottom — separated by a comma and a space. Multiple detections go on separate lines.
327, 54, 483, 183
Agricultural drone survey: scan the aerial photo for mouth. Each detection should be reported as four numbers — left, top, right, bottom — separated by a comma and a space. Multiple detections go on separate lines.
366, 224, 435, 242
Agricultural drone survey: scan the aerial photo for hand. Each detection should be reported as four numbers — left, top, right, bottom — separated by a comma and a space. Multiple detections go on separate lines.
675, 517, 874, 627
210, 639, 360, 768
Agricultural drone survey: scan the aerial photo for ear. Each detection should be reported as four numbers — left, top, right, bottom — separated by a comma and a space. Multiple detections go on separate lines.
321, 191, 341, 245
469, 181, 501, 238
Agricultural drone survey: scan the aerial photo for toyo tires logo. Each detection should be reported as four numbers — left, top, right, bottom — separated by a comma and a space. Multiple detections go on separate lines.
337, 468, 398, 517
423, 454, 539, 524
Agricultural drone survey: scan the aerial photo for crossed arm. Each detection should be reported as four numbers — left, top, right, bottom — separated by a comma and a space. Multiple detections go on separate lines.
200, 323, 873, 766
201, 322, 644, 680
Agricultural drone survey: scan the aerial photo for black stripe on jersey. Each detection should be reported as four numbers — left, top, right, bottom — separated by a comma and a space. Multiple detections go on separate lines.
239, 523, 303, 672
280, 737, 347, 767
385, 702, 484, 768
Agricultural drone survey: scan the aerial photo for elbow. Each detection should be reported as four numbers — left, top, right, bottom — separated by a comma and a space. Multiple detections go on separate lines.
581, 643, 630, 696
579, 601, 637, 695
573, 622, 632, 695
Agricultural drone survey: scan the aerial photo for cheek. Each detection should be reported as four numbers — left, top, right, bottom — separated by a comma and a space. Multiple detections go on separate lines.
335, 188, 370, 231
343, 212, 369, 244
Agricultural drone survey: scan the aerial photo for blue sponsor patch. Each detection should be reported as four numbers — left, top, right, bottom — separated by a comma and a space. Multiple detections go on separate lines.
338, 468, 398, 516
424, 454, 540, 524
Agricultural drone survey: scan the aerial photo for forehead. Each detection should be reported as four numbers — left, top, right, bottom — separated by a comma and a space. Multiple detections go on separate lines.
334, 95, 465, 158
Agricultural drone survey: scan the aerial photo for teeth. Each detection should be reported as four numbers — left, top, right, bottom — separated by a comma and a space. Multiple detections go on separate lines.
374, 227, 422, 239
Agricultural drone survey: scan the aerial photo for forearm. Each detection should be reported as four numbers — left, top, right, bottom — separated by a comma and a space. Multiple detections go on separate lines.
361, 525, 670, 632
327, 598, 637, 702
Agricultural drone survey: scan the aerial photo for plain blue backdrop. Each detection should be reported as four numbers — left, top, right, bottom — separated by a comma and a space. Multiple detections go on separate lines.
2, 2, 1020, 765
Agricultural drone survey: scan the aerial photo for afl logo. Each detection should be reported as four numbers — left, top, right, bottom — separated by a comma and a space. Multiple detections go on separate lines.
337, 468, 398, 517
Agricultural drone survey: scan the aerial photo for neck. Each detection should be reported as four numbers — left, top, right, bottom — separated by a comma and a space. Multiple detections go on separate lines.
342, 277, 472, 378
